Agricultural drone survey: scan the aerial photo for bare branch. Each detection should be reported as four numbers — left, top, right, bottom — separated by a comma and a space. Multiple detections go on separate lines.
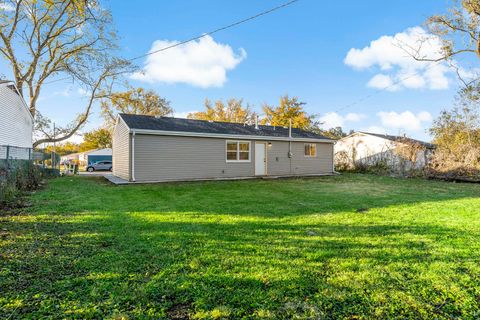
0, 0, 132, 145
411, 49, 476, 62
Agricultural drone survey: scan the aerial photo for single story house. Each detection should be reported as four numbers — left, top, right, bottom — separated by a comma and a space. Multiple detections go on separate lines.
61, 148, 112, 166
335, 131, 435, 171
112, 114, 334, 183
0, 80, 33, 160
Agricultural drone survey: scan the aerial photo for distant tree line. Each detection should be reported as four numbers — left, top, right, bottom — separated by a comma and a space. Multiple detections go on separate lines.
187, 95, 351, 139
44, 128, 112, 155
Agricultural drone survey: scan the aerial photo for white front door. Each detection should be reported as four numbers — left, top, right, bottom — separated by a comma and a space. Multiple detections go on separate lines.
255, 143, 266, 176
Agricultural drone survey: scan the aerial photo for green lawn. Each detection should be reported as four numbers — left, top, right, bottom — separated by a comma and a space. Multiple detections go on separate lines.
1, 174, 480, 319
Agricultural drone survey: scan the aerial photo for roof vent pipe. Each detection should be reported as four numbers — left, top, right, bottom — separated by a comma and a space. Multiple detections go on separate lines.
255, 114, 259, 130
289, 119, 292, 138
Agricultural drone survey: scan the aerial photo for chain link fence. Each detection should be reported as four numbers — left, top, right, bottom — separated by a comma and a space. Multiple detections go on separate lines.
0, 145, 60, 173
0, 145, 62, 204
0, 145, 32, 160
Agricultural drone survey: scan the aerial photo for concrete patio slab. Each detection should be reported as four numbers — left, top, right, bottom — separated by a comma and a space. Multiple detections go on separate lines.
103, 174, 130, 185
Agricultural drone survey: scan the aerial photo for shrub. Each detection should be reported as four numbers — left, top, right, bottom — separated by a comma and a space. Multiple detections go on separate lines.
0, 160, 44, 206
353, 158, 391, 175
427, 91, 480, 180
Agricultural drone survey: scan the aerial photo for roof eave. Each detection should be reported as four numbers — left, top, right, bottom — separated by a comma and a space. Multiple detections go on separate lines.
129, 128, 334, 143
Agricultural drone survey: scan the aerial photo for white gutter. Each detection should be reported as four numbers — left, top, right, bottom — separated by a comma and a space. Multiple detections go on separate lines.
288, 119, 293, 173
129, 128, 334, 144
131, 131, 136, 182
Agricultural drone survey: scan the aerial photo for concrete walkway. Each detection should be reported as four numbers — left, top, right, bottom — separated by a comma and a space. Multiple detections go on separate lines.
103, 174, 130, 185
101, 172, 337, 185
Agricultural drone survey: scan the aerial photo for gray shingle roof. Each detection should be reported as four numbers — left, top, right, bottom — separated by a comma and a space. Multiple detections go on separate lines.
120, 114, 332, 140
359, 132, 435, 149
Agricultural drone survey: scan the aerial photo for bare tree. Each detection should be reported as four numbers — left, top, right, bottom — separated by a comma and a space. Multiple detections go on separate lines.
101, 87, 173, 129
0, 0, 131, 147
400, 1, 480, 63
399, 0, 480, 92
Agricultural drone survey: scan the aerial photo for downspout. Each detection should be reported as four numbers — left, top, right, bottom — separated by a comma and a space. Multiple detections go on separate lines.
332, 140, 336, 173
131, 131, 136, 182
288, 119, 292, 174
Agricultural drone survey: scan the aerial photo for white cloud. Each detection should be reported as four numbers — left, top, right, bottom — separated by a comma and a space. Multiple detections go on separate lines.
173, 111, 198, 119
345, 113, 366, 122
417, 111, 433, 122
362, 125, 388, 134
0, 3, 15, 11
367, 74, 398, 91
131, 35, 246, 88
377, 110, 432, 131
53, 86, 73, 97
345, 27, 451, 90
77, 88, 91, 97
319, 112, 366, 129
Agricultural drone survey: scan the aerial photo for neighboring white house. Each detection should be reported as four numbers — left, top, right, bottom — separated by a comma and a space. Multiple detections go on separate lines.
0, 80, 34, 159
335, 132, 435, 171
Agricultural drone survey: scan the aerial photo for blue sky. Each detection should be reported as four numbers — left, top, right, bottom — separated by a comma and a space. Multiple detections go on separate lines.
32, 0, 461, 142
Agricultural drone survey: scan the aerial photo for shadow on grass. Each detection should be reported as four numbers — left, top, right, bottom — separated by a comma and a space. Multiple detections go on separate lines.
26, 174, 480, 218
2, 206, 480, 318
2, 174, 480, 318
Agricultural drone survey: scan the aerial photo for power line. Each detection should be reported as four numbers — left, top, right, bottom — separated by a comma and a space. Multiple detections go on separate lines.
334, 60, 445, 113
39, 0, 447, 117
42, 0, 300, 86
130, 0, 299, 61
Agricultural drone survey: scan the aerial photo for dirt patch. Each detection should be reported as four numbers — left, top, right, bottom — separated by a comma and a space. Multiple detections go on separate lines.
0, 198, 32, 216
166, 303, 191, 320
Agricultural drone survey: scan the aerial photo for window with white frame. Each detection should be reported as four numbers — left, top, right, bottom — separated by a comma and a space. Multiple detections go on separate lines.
304, 143, 317, 157
226, 141, 251, 162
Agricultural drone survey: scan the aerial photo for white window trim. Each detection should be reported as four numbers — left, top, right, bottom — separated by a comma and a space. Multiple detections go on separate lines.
304, 143, 317, 157
226, 140, 251, 163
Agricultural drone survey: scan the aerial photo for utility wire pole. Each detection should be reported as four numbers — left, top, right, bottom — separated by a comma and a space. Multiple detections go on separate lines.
52, 122, 56, 169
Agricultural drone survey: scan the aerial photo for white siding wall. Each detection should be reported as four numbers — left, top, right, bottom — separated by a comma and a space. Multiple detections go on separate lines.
112, 119, 131, 180
335, 133, 430, 169
0, 84, 33, 151
335, 134, 397, 165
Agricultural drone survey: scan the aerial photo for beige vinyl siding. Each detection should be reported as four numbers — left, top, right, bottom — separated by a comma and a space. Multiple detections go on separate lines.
133, 135, 254, 182
0, 84, 33, 150
267, 141, 333, 175
291, 142, 333, 174
266, 141, 291, 175
112, 119, 130, 180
